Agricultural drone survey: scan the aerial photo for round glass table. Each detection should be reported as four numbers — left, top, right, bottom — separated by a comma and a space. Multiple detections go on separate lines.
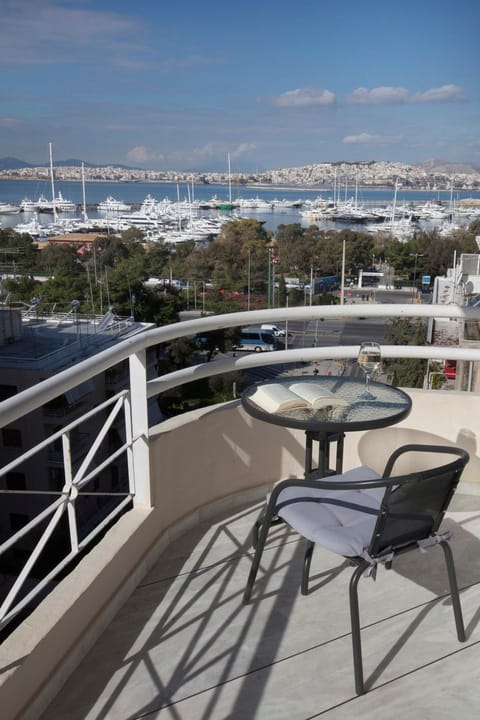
242, 376, 412, 477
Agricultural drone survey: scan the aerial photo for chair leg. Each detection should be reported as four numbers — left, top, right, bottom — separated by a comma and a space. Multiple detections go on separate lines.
252, 515, 283, 549
301, 541, 314, 595
252, 518, 262, 549
349, 561, 369, 695
243, 505, 276, 604
440, 541, 466, 642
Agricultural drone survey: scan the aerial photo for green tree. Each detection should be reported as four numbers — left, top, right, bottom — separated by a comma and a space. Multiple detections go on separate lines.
208, 371, 248, 402
0, 276, 42, 305
102, 256, 181, 324
168, 336, 197, 368
39, 242, 81, 276
209, 218, 271, 291
0, 228, 40, 275
384, 318, 427, 387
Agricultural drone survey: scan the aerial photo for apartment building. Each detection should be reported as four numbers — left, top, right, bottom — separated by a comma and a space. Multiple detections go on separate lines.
0, 306, 160, 553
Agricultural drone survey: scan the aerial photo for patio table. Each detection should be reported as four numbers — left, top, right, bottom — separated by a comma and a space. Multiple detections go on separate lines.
242, 375, 412, 477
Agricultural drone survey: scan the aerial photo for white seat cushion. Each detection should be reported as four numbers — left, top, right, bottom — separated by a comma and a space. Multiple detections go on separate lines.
272, 466, 383, 557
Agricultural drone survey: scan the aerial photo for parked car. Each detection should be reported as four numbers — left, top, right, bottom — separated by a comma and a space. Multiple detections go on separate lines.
444, 360, 456, 380
260, 324, 286, 337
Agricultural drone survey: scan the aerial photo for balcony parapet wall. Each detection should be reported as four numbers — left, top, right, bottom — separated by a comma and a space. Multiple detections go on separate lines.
2, 389, 479, 719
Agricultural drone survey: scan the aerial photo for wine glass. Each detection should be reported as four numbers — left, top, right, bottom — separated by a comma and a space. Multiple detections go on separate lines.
357, 341, 381, 398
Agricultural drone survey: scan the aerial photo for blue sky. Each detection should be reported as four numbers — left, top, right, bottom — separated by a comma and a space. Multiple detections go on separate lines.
0, 0, 478, 171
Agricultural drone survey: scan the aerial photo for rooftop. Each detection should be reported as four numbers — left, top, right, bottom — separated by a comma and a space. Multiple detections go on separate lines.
0, 307, 154, 369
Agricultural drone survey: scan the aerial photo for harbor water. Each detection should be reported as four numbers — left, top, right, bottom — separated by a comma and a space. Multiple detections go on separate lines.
1, 178, 479, 234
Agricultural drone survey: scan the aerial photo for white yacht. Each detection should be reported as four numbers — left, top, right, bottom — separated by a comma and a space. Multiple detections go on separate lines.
0, 201, 21, 214
19, 192, 75, 214
53, 192, 76, 213
97, 196, 132, 213
20, 195, 48, 212
237, 197, 273, 211
365, 214, 417, 240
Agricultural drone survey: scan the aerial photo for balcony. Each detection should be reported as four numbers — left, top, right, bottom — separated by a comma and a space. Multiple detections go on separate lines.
1, 304, 480, 719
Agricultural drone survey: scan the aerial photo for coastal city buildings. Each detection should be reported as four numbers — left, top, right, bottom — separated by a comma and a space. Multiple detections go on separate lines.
1, 159, 480, 192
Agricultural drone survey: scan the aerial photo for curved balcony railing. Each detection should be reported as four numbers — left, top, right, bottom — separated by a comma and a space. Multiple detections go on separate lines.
1, 302, 480, 633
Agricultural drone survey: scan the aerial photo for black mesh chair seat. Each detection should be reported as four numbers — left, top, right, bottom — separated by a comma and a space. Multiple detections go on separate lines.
243, 444, 470, 694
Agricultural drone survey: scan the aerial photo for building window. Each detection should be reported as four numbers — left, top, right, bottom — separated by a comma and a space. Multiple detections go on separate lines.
111, 465, 120, 490
48, 467, 65, 491
0, 384, 17, 401
9, 512, 29, 533
6, 472, 26, 490
2, 427, 22, 448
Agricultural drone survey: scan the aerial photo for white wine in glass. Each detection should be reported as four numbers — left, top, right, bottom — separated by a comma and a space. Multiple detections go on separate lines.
358, 342, 381, 397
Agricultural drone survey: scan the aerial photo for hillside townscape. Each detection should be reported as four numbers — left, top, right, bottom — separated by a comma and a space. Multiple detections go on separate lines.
1, 158, 480, 191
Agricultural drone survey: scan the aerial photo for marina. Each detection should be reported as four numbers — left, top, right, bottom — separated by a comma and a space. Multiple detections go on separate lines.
1, 178, 479, 244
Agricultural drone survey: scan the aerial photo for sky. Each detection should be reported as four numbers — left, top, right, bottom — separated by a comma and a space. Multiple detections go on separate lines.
0, 0, 479, 172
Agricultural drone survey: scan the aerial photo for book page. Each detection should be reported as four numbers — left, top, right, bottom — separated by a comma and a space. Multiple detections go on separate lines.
288, 382, 348, 409
250, 383, 308, 413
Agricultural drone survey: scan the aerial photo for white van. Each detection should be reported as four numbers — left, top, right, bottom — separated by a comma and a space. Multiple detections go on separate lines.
260, 324, 286, 337
234, 327, 276, 352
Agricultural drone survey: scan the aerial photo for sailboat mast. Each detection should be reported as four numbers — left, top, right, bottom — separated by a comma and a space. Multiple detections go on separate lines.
227, 152, 232, 204
81, 162, 88, 221
391, 179, 398, 227
49, 142, 57, 223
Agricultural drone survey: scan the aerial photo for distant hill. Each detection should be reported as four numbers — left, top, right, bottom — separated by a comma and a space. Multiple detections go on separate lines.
0, 157, 135, 170
1, 156, 479, 178
421, 159, 480, 174
0, 157, 32, 170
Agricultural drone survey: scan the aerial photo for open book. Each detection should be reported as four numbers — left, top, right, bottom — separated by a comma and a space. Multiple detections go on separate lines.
250, 382, 349, 414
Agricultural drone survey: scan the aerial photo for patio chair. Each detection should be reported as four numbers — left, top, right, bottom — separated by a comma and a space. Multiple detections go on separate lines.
243, 444, 469, 694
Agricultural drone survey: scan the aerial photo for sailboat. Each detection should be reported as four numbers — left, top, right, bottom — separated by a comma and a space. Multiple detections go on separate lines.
20, 144, 76, 215
212, 153, 235, 210
365, 179, 417, 240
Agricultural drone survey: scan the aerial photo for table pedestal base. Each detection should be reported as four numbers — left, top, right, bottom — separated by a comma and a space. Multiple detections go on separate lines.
305, 430, 345, 477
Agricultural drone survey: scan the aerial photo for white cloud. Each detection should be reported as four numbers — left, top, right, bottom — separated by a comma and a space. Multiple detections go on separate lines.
410, 84, 466, 103
0, 1, 147, 66
347, 87, 410, 104
126, 146, 152, 164
230, 143, 257, 159
342, 133, 401, 145
191, 143, 217, 159
347, 84, 466, 105
271, 88, 335, 108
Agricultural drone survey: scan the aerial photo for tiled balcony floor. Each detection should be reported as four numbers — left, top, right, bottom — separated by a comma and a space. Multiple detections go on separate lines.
41, 490, 480, 720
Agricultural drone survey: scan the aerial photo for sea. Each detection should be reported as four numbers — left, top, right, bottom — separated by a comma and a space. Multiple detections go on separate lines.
1, 177, 479, 234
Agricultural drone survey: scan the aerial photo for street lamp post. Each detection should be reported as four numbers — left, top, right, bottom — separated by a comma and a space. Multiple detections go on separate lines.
285, 292, 289, 350
267, 248, 272, 308
410, 252, 424, 302
247, 248, 251, 311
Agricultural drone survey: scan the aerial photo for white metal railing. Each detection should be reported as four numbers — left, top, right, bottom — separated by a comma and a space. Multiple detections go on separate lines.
1, 302, 480, 631
0, 390, 134, 630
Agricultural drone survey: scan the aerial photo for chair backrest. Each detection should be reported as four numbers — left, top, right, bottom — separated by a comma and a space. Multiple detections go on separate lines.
368, 444, 469, 558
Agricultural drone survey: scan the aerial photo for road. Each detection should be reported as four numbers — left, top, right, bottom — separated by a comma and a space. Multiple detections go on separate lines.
277, 289, 423, 379
233, 288, 428, 382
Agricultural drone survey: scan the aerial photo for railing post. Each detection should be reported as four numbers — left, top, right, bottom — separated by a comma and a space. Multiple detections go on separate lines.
129, 348, 152, 508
